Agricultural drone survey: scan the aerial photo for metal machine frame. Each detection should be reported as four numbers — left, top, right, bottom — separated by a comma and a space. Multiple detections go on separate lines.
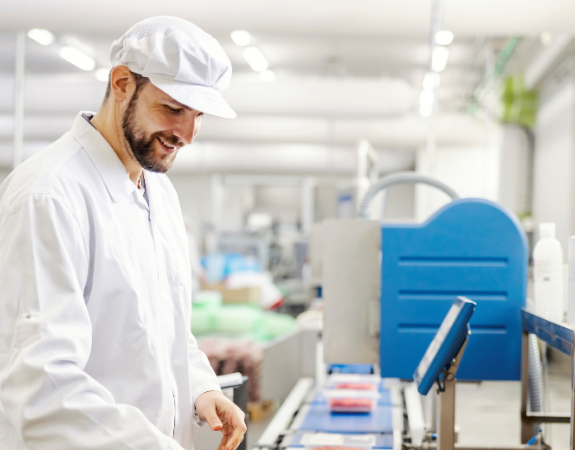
437, 338, 468, 450
520, 310, 574, 447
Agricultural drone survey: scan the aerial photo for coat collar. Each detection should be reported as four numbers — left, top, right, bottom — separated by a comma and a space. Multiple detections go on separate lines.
71, 111, 136, 203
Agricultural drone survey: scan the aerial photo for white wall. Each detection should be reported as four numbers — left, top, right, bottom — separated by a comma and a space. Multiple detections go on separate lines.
532, 72, 575, 254
498, 125, 531, 216
415, 139, 501, 222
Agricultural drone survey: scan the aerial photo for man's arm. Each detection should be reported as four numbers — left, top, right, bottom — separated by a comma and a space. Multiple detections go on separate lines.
0, 194, 184, 450
187, 329, 246, 450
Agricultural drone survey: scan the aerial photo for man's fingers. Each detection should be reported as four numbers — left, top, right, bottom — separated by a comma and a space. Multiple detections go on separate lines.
217, 432, 228, 450
204, 410, 223, 432
224, 422, 247, 450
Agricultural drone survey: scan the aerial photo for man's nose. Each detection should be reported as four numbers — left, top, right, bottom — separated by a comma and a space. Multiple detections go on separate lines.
174, 117, 200, 145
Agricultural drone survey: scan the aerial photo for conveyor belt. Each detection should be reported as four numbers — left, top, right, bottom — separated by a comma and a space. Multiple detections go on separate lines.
299, 389, 394, 434
288, 432, 393, 449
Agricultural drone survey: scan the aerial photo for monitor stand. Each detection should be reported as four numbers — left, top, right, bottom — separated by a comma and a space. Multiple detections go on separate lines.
437, 337, 469, 450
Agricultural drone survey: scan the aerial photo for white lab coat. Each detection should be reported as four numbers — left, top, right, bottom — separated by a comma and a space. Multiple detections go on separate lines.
0, 112, 220, 450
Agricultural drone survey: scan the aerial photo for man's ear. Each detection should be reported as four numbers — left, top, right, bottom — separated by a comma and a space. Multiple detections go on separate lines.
109, 65, 136, 103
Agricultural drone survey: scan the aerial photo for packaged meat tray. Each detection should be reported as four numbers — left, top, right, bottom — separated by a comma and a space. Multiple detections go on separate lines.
323, 389, 380, 413
326, 374, 381, 391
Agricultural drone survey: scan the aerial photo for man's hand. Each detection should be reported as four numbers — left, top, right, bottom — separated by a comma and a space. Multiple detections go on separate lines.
195, 390, 247, 450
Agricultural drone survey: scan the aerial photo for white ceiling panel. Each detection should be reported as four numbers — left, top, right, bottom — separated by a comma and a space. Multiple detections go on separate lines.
1, 0, 574, 36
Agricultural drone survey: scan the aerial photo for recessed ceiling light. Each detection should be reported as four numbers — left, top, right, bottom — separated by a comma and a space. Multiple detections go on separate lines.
419, 90, 435, 109
231, 30, 251, 47
431, 46, 450, 72
422, 72, 440, 91
259, 70, 276, 82
243, 46, 268, 72
435, 30, 454, 46
27, 28, 55, 46
420, 105, 433, 118
59, 46, 96, 71
95, 68, 110, 82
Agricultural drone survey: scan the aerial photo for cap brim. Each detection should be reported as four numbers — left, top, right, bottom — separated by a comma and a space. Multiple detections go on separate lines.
149, 77, 237, 119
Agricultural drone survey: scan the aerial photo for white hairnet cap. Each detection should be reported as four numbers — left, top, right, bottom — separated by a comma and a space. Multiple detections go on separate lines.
111, 16, 236, 119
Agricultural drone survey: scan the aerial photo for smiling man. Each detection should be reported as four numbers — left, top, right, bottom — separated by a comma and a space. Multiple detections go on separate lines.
0, 16, 245, 450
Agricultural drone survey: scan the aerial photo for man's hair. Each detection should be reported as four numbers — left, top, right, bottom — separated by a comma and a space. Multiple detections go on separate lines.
102, 69, 149, 105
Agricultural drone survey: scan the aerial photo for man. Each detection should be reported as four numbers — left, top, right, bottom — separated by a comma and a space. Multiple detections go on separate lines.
0, 16, 246, 450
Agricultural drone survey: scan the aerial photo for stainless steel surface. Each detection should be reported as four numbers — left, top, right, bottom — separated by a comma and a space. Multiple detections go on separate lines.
262, 330, 300, 402
257, 378, 314, 447
438, 338, 468, 450
261, 328, 320, 402
523, 412, 571, 423
322, 218, 381, 364
439, 372, 457, 450
520, 330, 531, 444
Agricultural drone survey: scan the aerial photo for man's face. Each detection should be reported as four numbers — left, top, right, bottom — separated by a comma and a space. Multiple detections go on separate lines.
121, 81, 203, 173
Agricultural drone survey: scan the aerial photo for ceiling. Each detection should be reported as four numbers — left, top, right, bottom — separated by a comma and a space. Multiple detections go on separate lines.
2, 0, 575, 36
0, 0, 564, 174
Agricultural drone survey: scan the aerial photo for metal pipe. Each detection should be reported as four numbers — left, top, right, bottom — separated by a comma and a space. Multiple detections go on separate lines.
13, 31, 26, 169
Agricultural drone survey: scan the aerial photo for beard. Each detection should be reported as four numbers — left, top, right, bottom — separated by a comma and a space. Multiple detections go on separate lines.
121, 90, 180, 173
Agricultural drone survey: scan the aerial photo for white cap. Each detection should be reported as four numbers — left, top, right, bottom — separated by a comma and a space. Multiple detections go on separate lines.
110, 16, 236, 119
540, 222, 556, 239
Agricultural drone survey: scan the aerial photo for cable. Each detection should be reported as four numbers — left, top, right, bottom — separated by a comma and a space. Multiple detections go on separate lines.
357, 171, 460, 219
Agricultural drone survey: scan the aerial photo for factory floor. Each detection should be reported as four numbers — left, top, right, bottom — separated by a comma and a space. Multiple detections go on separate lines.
456, 347, 571, 449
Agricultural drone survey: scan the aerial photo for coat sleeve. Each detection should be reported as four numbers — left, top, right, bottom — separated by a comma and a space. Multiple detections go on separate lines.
0, 194, 184, 450
187, 330, 222, 426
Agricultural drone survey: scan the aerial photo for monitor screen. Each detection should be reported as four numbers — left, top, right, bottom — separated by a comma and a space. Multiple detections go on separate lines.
413, 297, 476, 395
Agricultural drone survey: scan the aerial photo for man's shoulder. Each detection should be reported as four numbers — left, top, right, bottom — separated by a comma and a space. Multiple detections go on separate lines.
0, 131, 91, 212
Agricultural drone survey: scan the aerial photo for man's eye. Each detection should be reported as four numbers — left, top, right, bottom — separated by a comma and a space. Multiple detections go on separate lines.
167, 106, 182, 113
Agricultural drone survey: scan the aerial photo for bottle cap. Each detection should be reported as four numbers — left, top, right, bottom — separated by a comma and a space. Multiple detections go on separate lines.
540, 223, 556, 239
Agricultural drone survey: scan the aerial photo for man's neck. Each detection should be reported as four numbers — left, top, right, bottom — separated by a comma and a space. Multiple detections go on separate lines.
90, 104, 143, 187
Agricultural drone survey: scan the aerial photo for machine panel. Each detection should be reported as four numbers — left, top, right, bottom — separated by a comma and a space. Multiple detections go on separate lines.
380, 199, 527, 381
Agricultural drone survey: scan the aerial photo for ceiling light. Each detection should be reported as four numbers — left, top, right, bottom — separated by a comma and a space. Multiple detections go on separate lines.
540, 31, 553, 47
231, 30, 251, 47
420, 105, 433, 118
27, 28, 54, 46
435, 30, 454, 46
431, 46, 450, 72
419, 90, 435, 108
243, 46, 268, 72
95, 68, 110, 82
59, 46, 96, 71
259, 70, 276, 82
422, 72, 440, 91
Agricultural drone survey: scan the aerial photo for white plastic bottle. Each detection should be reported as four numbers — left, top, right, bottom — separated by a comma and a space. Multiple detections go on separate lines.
533, 223, 564, 322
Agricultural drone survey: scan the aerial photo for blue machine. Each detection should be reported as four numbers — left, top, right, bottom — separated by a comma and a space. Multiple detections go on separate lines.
380, 198, 527, 381
413, 297, 476, 395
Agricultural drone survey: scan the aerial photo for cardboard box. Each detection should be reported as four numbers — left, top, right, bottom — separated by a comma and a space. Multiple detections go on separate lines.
200, 281, 261, 305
